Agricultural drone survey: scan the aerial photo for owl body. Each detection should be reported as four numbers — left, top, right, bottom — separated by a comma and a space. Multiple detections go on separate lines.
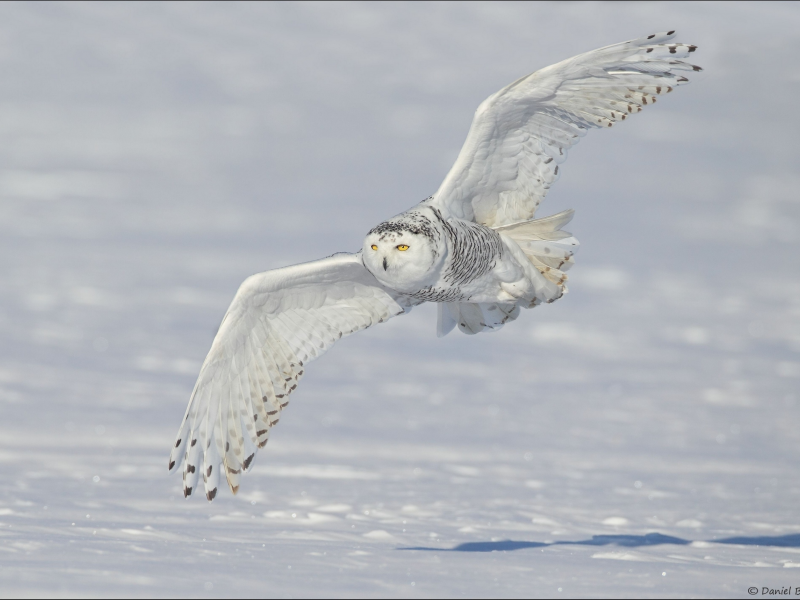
362, 205, 537, 307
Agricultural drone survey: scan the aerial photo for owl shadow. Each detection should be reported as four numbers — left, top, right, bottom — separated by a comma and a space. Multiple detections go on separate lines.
399, 532, 800, 552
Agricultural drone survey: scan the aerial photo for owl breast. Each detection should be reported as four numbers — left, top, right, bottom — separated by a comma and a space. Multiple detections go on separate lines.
407, 209, 506, 302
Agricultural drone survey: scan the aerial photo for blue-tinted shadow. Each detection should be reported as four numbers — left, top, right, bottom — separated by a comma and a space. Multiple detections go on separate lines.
715, 534, 800, 548
442, 540, 548, 552
400, 532, 800, 553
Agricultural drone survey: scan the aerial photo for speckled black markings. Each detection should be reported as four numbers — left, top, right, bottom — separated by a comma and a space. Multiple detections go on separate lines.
369, 210, 439, 243
439, 209, 503, 285
409, 208, 504, 303
410, 285, 465, 303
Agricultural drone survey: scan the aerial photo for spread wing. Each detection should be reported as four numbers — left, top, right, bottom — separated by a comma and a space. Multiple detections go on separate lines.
168, 252, 408, 500
430, 31, 701, 228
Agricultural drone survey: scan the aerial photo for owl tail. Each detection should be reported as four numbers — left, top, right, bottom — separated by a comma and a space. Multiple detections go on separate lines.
492, 209, 579, 289
437, 301, 521, 337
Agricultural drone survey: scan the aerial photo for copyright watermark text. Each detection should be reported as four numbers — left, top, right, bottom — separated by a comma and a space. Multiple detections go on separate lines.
748, 587, 800, 596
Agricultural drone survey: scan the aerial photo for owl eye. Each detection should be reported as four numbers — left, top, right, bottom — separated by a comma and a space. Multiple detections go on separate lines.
396, 245, 409, 251
370, 244, 378, 251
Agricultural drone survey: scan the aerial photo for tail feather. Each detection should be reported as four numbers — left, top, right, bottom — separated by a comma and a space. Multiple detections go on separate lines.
437, 301, 520, 336
494, 209, 575, 238
493, 209, 579, 290
436, 303, 457, 337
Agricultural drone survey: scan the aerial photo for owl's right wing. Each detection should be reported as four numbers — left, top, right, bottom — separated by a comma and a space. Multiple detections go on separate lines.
168, 252, 409, 501
430, 31, 701, 228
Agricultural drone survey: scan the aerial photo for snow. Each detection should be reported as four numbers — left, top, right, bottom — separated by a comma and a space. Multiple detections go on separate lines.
1, 2, 799, 597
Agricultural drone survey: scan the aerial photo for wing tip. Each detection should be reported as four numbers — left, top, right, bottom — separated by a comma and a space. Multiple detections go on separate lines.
243, 453, 255, 471
640, 30, 678, 45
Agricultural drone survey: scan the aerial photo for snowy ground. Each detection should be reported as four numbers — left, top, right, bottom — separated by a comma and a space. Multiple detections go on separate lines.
1, 2, 800, 598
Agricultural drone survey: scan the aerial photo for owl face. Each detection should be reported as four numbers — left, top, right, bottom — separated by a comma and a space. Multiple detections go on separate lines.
362, 222, 443, 292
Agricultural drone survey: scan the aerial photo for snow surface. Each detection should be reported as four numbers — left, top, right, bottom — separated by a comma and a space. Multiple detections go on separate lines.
1, 2, 800, 598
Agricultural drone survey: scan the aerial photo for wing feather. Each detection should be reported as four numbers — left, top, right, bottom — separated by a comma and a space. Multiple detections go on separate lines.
243, 345, 272, 445
168, 252, 408, 499
203, 428, 221, 500
431, 31, 700, 227
254, 349, 281, 417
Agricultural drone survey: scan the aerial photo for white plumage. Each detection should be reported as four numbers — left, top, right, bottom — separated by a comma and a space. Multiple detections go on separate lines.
169, 31, 701, 500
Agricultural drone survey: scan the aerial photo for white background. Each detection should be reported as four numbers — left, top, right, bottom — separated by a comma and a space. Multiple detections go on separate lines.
1, 2, 799, 597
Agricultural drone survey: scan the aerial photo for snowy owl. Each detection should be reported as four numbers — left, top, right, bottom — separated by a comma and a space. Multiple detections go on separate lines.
170, 31, 700, 500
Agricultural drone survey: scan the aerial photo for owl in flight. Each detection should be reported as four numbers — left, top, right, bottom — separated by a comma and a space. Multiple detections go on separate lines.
170, 31, 700, 500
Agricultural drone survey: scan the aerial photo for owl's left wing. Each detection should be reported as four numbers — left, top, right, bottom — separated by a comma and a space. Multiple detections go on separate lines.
430, 31, 701, 228
168, 252, 408, 500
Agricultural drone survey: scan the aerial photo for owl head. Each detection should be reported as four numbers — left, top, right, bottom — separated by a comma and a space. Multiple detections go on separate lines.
362, 210, 446, 293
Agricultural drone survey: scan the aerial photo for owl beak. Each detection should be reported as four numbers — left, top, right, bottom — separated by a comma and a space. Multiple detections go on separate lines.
382, 257, 388, 271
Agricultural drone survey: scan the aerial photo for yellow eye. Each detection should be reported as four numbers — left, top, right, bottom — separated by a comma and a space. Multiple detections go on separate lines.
397, 245, 409, 251
370, 244, 378, 251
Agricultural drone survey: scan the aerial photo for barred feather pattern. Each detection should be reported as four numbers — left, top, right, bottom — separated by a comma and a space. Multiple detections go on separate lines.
407, 208, 505, 303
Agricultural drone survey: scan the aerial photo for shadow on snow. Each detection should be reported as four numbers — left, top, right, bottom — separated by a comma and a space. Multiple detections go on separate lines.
400, 533, 800, 553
